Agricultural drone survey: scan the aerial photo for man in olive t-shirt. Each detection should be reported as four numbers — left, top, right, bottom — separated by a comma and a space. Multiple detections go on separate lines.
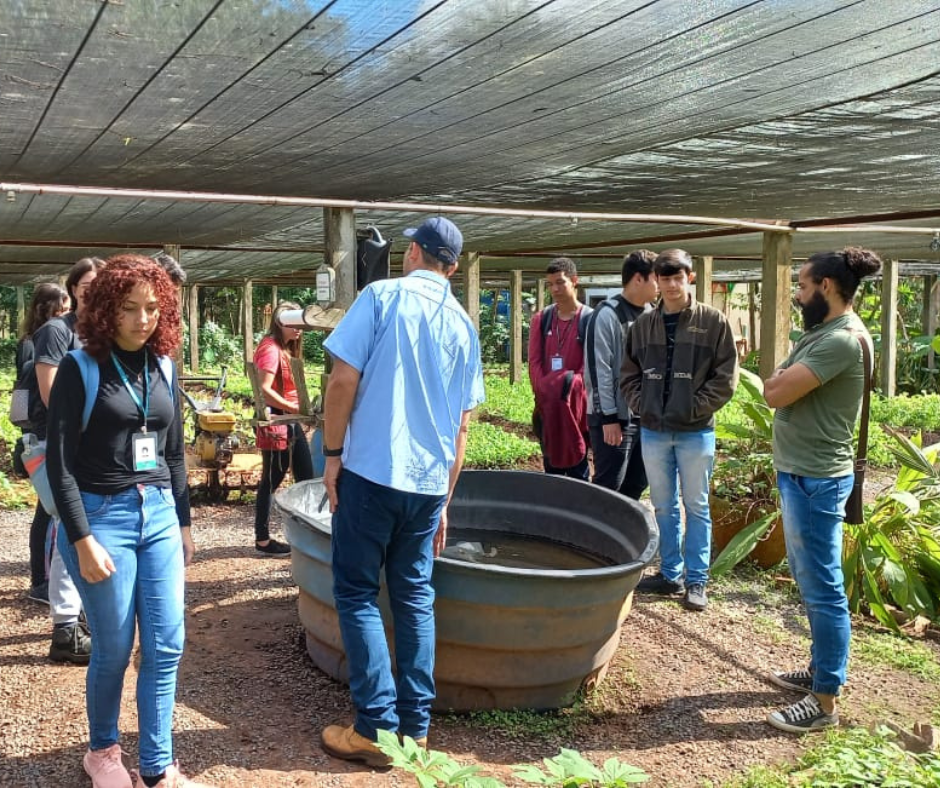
762, 247, 881, 735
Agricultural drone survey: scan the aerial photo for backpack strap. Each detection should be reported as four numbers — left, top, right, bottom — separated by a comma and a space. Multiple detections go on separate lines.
71, 349, 175, 432
577, 306, 591, 345
156, 355, 176, 404
539, 304, 556, 368
70, 349, 100, 432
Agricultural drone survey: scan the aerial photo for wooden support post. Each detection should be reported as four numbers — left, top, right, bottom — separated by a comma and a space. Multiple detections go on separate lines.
271, 285, 278, 307
924, 275, 938, 372
465, 252, 481, 330
323, 207, 356, 310
15, 285, 25, 338
536, 279, 546, 313
748, 283, 758, 356
242, 280, 253, 367
695, 255, 713, 306
880, 258, 898, 397
510, 269, 523, 384
163, 245, 184, 368
188, 285, 200, 373
759, 231, 793, 380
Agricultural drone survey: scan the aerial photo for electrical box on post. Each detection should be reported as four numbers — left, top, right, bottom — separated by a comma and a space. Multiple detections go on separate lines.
316, 264, 335, 304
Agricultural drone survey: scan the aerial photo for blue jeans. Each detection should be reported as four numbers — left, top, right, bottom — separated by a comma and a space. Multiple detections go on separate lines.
331, 470, 445, 741
778, 471, 853, 697
58, 485, 185, 776
641, 428, 716, 586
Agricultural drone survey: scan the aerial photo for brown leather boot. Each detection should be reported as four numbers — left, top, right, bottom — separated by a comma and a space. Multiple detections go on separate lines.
320, 724, 391, 768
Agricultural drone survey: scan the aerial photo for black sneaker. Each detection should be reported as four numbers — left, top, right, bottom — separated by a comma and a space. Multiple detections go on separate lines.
28, 581, 49, 606
256, 538, 291, 557
636, 571, 685, 596
768, 669, 814, 693
682, 583, 708, 611
49, 621, 92, 664
767, 693, 838, 734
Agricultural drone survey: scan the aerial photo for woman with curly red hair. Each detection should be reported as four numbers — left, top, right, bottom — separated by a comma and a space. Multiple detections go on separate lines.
46, 255, 212, 788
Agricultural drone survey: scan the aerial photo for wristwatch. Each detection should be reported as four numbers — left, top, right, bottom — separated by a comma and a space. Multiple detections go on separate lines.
322, 446, 343, 457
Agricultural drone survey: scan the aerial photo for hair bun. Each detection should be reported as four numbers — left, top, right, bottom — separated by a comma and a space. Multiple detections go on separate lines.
842, 246, 882, 279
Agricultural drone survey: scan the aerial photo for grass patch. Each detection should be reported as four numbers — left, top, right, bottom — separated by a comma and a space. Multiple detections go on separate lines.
478, 373, 535, 425
708, 563, 801, 608
748, 614, 789, 645
465, 420, 540, 468
711, 765, 789, 788
445, 702, 593, 742
852, 631, 940, 680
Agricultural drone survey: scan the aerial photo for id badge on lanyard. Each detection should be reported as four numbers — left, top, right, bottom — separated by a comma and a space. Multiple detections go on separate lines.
132, 432, 158, 471
550, 354, 563, 372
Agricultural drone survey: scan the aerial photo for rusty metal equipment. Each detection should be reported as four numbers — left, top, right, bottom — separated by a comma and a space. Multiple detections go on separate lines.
180, 367, 239, 469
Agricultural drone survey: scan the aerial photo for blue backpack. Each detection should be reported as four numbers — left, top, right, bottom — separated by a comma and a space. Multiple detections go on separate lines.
69, 349, 175, 430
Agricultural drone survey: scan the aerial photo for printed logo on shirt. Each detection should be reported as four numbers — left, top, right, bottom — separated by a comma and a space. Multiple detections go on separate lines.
674, 372, 693, 379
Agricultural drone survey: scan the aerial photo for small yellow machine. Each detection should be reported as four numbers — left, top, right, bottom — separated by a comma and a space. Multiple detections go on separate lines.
180, 367, 239, 469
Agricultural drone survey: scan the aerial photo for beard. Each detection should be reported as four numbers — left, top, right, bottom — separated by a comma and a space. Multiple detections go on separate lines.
798, 290, 829, 330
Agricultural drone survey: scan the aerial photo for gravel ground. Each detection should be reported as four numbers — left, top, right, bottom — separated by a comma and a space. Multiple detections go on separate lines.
1, 495, 937, 788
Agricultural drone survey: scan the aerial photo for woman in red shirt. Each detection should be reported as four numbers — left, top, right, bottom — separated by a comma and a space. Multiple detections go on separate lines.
253, 301, 314, 555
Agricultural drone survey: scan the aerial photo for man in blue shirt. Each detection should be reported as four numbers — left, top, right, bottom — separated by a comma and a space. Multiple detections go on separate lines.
320, 217, 485, 766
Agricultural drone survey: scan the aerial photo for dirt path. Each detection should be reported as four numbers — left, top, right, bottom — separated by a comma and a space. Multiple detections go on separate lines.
0, 500, 936, 788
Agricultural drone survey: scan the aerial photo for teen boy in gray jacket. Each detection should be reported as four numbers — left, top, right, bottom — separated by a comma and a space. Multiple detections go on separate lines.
584, 250, 658, 499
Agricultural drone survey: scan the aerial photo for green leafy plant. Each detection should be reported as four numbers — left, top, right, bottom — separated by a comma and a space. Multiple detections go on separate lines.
792, 725, 940, 787
713, 368, 776, 504
711, 369, 780, 573
513, 749, 649, 786
374, 732, 649, 788
843, 427, 940, 631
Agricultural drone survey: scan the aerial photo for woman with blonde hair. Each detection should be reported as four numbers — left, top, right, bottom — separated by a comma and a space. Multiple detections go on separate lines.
252, 300, 314, 554
46, 255, 211, 787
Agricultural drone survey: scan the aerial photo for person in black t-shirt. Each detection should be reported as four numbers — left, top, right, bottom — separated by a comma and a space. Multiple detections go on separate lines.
26, 257, 104, 665
14, 283, 70, 601
47, 256, 212, 788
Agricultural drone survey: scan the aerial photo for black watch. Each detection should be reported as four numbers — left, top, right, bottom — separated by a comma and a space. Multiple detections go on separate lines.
322, 446, 343, 457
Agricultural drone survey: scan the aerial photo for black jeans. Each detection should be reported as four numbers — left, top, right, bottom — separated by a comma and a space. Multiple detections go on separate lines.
543, 453, 590, 481
29, 499, 49, 587
254, 423, 314, 542
589, 419, 647, 500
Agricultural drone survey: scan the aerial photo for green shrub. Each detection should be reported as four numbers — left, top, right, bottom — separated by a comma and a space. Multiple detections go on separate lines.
844, 428, 940, 630
478, 374, 535, 425
465, 421, 539, 468
872, 392, 940, 431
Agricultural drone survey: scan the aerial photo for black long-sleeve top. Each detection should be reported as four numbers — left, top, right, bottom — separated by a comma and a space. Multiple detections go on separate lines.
47, 346, 191, 543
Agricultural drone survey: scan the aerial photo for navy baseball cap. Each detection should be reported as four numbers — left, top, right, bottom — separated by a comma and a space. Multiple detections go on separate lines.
403, 217, 463, 266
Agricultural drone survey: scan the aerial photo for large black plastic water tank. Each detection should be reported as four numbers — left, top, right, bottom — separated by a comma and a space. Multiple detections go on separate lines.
277, 470, 657, 710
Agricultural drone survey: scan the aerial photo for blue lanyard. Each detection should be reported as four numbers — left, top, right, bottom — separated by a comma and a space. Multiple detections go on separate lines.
111, 348, 150, 433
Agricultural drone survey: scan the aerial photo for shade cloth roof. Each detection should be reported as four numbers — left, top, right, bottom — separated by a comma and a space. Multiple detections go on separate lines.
1, 0, 939, 284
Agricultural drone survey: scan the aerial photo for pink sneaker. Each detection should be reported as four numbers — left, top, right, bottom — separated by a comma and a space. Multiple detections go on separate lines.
83, 744, 133, 788
147, 761, 214, 787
